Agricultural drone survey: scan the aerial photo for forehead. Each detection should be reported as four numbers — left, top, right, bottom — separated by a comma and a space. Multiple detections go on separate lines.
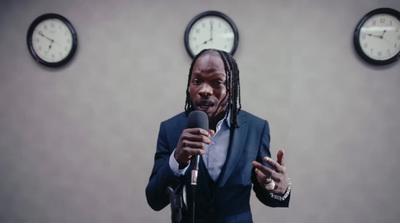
191, 54, 225, 77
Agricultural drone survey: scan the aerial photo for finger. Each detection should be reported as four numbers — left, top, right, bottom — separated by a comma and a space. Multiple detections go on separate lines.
252, 161, 273, 177
277, 149, 285, 166
183, 129, 211, 144
181, 140, 206, 150
188, 147, 206, 156
264, 156, 285, 174
175, 142, 205, 164
253, 161, 284, 184
254, 167, 271, 185
254, 167, 276, 191
187, 128, 211, 137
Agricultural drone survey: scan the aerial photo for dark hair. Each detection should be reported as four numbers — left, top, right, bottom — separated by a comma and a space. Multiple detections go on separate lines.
184, 49, 241, 128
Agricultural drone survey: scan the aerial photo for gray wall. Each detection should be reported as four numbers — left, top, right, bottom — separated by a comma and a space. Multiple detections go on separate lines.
1, 0, 400, 222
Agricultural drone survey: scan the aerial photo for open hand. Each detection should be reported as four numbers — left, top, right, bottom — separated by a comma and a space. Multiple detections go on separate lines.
252, 149, 289, 195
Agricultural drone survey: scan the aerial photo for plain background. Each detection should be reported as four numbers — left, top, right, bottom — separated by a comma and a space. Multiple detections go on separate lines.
1, 0, 400, 222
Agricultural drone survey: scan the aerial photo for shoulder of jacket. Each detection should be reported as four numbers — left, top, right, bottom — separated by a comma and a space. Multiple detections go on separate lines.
161, 112, 186, 125
239, 110, 267, 123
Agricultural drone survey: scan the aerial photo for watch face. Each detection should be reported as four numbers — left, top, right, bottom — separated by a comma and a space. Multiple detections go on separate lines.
354, 8, 400, 65
27, 13, 78, 67
184, 11, 239, 58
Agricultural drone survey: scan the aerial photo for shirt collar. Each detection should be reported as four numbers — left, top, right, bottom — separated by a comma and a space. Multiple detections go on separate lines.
216, 109, 231, 132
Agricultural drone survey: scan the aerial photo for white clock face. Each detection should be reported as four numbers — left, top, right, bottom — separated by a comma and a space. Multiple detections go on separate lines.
359, 13, 400, 61
31, 18, 73, 63
188, 16, 235, 56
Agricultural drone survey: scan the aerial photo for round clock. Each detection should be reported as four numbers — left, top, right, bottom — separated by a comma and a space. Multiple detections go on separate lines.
27, 13, 78, 67
353, 8, 400, 65
184, 10, 239, 59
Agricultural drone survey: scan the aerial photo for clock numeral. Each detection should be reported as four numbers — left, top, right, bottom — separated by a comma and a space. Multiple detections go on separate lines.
196, 28, 200, 34
202, 22, 206, 28
361, 33, 366, 39
380, 18, 385, 23
192, 36, 197, 41
377, 51, 382, 57
389, 20, 393, 26
44, 24, 48, 30
386, 49, 391, 55
209, 20, 214, 25
372, 20, 376, 26
50, 22, 55, 28
363, 43, 368, 48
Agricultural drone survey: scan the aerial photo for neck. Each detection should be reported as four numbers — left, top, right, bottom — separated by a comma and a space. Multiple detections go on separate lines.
209, 110, 226, 131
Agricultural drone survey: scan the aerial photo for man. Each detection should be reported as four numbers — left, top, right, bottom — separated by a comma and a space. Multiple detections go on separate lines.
146, 49, 291, 223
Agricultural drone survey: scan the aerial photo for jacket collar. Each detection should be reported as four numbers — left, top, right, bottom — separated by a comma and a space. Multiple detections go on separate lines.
216, 111, 248, 187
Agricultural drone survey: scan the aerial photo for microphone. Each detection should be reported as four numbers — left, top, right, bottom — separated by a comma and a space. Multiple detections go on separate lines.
186, 110, 209, 186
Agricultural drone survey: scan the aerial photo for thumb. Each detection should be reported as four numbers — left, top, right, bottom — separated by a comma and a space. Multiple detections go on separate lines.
277, 149, 285, 166
208, 130, 215, 137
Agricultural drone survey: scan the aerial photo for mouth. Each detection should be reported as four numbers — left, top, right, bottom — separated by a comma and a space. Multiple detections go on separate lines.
196, 100, 215, 110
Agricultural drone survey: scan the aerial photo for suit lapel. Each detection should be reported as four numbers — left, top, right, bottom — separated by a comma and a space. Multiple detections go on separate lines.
217, 112, 249, 187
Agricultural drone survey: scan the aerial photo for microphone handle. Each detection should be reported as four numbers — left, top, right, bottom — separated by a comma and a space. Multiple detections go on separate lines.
191, 155, 200, 185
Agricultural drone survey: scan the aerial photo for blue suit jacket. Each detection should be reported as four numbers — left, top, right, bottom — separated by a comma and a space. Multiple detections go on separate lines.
146, 110, 290, 223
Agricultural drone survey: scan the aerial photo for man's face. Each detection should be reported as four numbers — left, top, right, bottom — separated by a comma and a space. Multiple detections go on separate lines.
189, 53, 228, 119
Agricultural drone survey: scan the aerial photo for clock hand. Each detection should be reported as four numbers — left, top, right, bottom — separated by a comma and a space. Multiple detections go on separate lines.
380, 29, 387, 38
210, 22, 214, 41
202, 39, 210, 45
48, 39, 54, 50
38, 31, 63, 47
367, 33, 383, 38
366, 29, 387, 39
201, 22, 215, 46
38, 31, 54, 42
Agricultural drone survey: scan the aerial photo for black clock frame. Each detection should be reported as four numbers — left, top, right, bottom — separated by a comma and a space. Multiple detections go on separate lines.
184, 10, 239, 59
27, 13, 78, 67
353, 8, 400, 66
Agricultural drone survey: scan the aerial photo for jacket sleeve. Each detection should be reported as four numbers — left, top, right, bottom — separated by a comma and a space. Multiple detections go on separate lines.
252, 120, 290, 207
145, 122, 182, 211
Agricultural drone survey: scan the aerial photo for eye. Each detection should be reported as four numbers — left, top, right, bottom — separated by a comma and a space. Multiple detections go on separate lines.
192, 79, 201, 85
213, 80, 225, 87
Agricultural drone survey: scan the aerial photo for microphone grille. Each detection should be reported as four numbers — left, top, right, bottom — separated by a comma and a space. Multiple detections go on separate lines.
187, 111, 209, 130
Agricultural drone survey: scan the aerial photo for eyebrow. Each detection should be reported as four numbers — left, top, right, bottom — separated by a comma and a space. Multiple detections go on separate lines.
192, 71, 226, 78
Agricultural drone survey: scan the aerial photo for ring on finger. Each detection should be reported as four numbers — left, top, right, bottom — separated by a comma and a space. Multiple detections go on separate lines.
264, 179, 275, 190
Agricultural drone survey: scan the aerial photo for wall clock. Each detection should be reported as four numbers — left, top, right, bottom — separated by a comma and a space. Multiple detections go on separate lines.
184, 10, 239, 59
27, 13, 78, 67
353, 8, 400, 65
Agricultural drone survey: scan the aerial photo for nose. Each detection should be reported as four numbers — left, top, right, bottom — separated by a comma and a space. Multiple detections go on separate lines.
199, 83, 212, 96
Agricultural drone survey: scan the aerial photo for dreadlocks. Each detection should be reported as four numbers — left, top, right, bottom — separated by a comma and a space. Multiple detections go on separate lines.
184, 49, 242, 129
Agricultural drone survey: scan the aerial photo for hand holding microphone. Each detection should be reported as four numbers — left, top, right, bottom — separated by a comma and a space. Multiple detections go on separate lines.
174, 111, 214, 184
